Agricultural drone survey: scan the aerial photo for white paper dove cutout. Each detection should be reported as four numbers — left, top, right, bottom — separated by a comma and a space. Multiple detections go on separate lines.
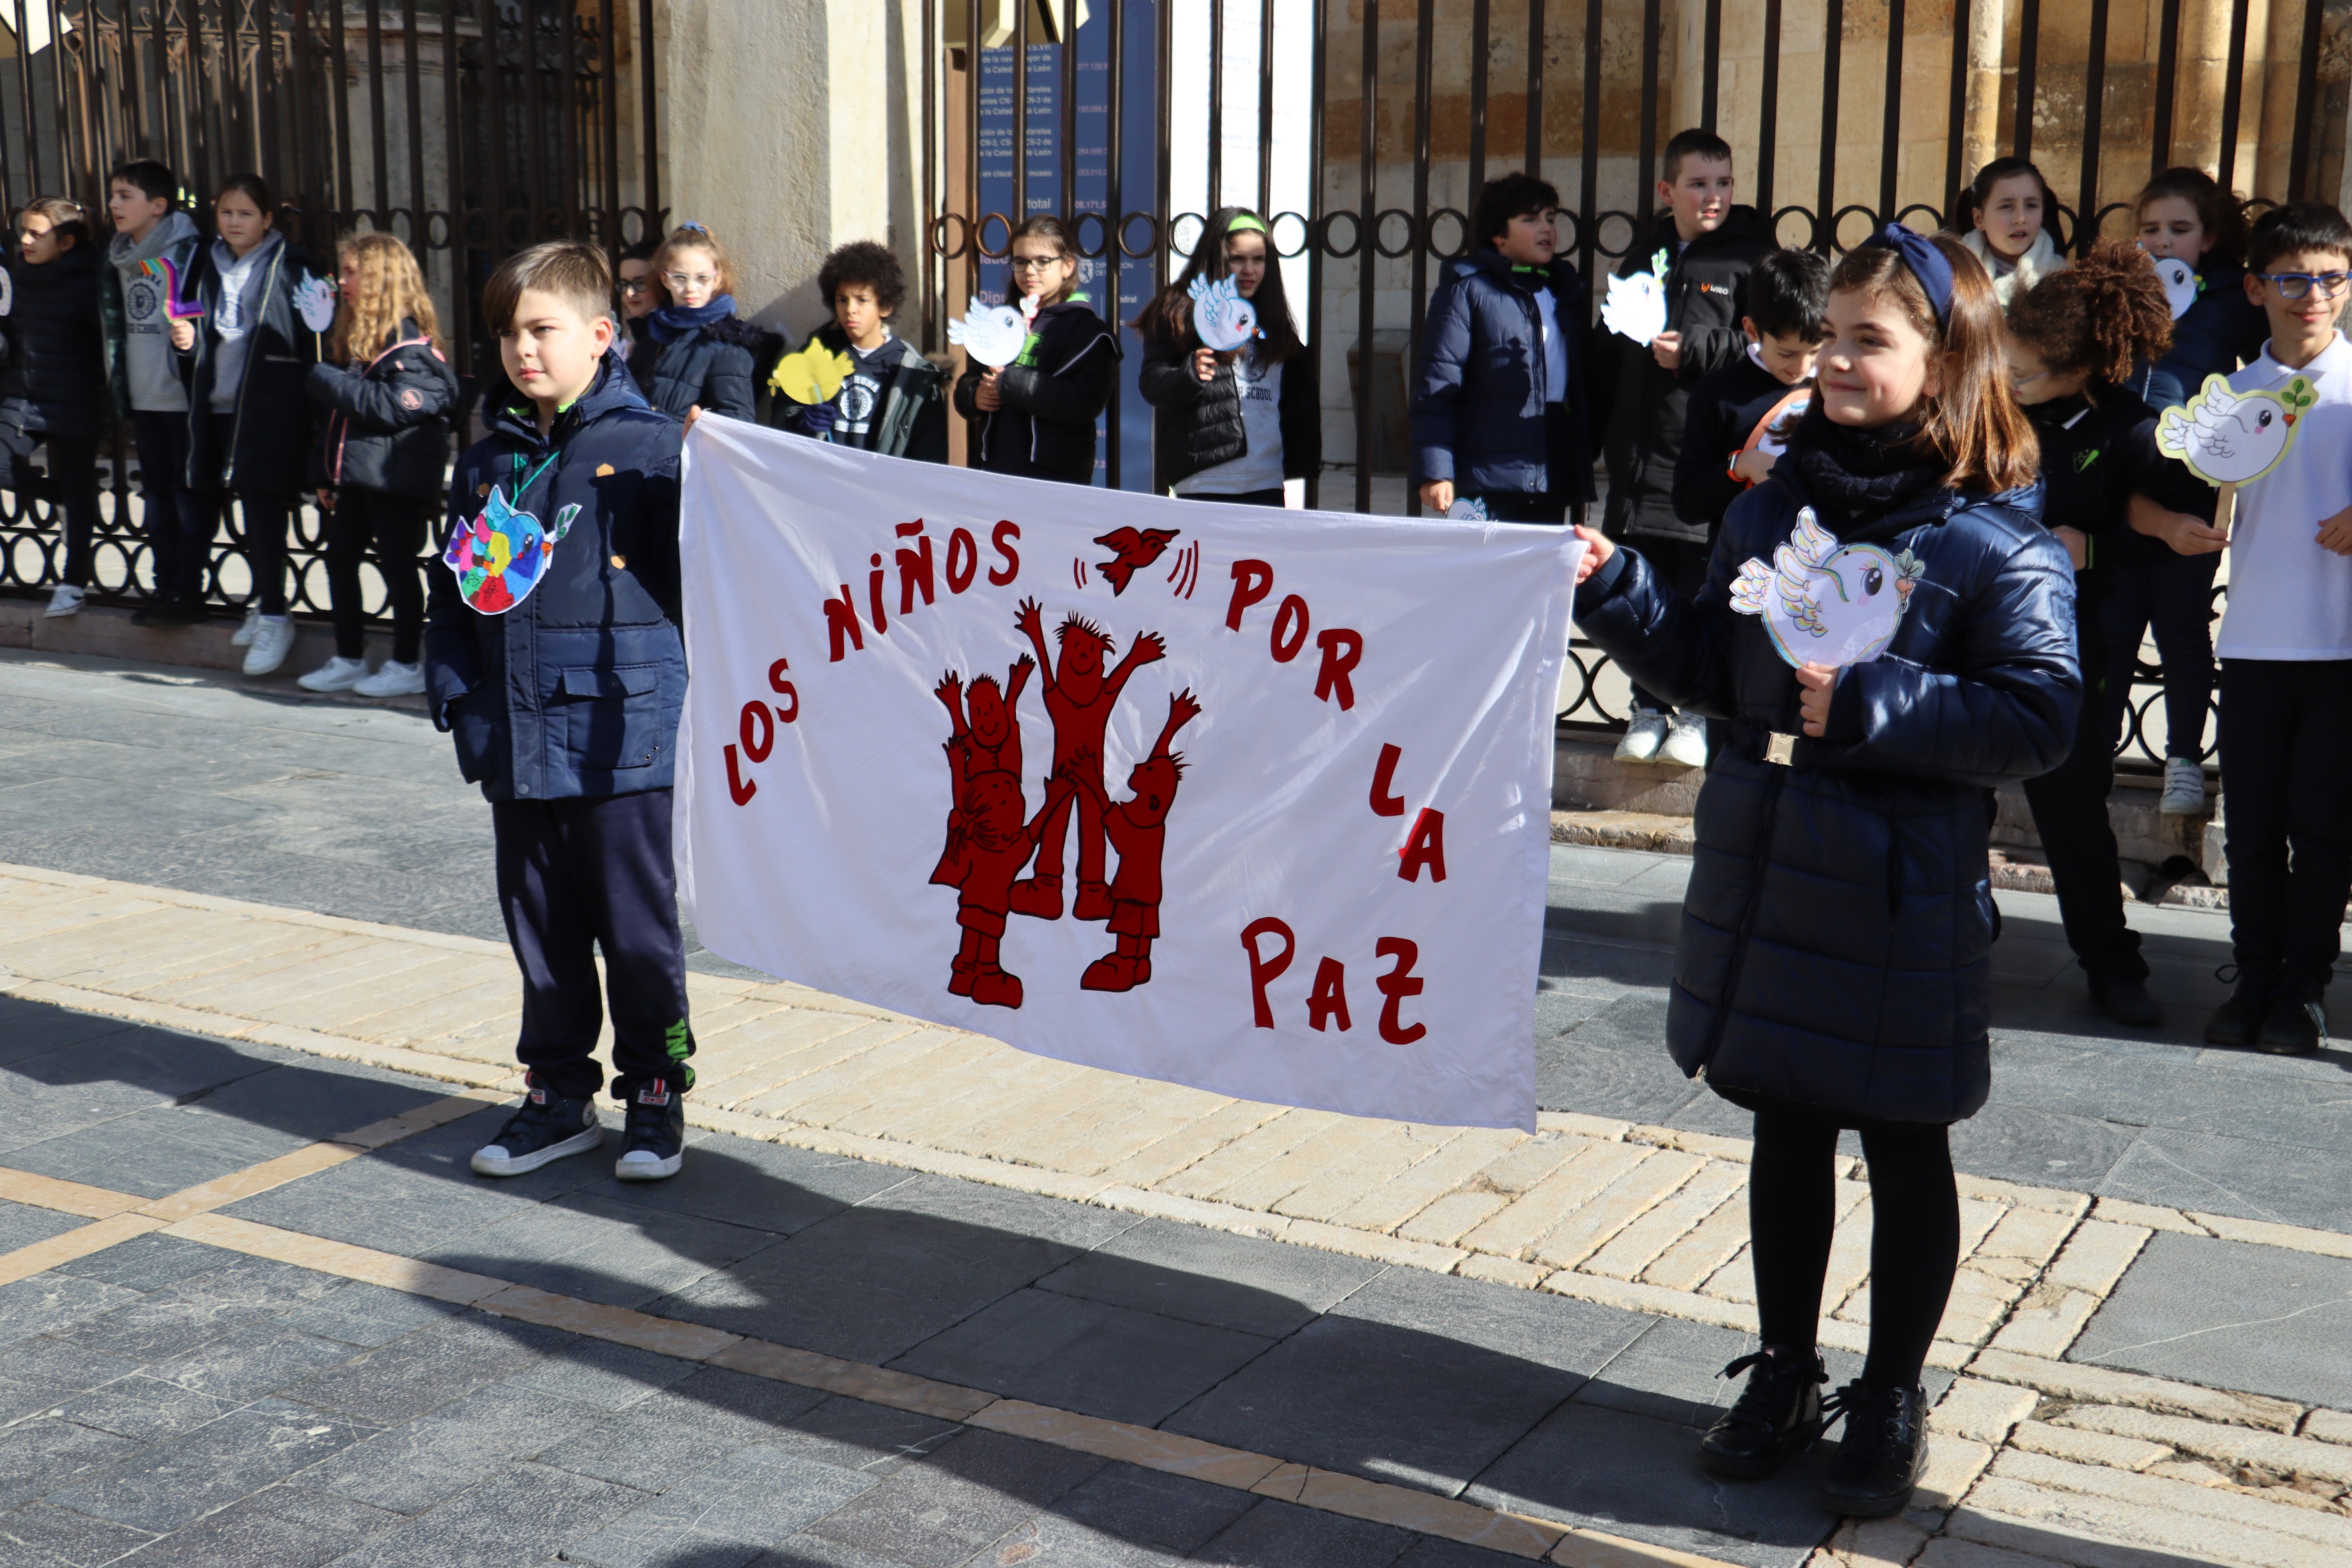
1600, 270, 1668, 344
2151, 256, 2200, 321
1731, 507, 1926, 670
1187, 272, 1261, 351
293, 274, 338, 334
946, 296, 1031, 368
0, 268, 12, 318
2154, 372, 2312, 486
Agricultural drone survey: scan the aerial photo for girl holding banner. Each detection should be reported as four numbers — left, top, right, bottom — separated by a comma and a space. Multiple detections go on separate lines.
1570, 228, 2075, 1519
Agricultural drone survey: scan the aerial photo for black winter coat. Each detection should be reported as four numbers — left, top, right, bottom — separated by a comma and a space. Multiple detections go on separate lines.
424, 356, 687, 803
0, 245, 106, 440
769, 326, 949, 464
1593, 208, 1775, 543
2025, 387, 2216, 574
1410, 249, 1595, 501
305, 318, 462, 500
1573, 460, 2079, 1125
180, 237, 330, 493
1672, 354, 1811, 532
1137, 320, 1321, 493
954, 295, 1119, 485
2135, 260, 2269, 411
637, 314, 760, 422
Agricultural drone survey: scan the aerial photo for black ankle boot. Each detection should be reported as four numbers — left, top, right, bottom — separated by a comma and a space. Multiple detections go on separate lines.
1818, 1379, 1928, 1516
2205, 965, 2274, 1047
1699, 1347, 1826, 1479
2254, 984, 2326, 1055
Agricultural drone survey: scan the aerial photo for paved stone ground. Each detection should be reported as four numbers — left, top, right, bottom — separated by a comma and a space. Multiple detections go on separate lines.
0, 647, 2348, 1568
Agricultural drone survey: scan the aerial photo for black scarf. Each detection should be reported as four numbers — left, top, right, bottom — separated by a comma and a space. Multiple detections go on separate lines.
1780, 401, 1945, 539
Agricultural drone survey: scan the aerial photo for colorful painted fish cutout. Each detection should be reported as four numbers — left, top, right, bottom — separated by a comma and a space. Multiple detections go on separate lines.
442, 483, 581, 614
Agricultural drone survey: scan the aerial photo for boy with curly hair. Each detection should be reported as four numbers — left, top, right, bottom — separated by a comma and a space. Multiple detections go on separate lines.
769, 240, 947, 462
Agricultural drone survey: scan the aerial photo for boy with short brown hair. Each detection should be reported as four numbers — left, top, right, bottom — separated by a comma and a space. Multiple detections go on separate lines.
425, 240, 698, 1181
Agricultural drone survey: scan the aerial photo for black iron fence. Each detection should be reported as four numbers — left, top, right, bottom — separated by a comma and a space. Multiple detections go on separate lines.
0, 0, 661, 626
917, 0, 2348, 767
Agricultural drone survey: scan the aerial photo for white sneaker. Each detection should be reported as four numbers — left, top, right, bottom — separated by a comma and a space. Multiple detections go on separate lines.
230, 604, 261, 647
354, 660, 425, 698
243, 617, 296, 677
1659, 712, 1710, 768
1614, 710, 1670, 763
298, 656, 368, 693
2160, 757, 2209, 816
43, 584, 85, 618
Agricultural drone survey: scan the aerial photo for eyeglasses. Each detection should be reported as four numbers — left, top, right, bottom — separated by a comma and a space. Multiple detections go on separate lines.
2008, 368, 2053, 388
2258, 271, 2351, 299
1008, 255, 1066, 273
617, 278, 650, 294
662, 270, 718, 290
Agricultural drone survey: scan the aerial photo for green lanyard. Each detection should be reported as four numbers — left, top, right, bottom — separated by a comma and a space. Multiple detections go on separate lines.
508, 449, 561, 512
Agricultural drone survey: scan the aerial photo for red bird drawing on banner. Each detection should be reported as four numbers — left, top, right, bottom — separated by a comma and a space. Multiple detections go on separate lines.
1093, 527, 1179, 596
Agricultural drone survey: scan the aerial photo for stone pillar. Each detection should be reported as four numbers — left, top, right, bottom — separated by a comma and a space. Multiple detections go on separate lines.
653, 0, 924, 336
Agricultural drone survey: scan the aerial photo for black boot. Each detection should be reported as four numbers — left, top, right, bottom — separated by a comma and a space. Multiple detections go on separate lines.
1818, 1380, 1928, 1517
2204, 965, 2274, 1047
2254, 983, 2326, 1056
2087, 975, 2163, 1027
1699, 1347, 1826, 1479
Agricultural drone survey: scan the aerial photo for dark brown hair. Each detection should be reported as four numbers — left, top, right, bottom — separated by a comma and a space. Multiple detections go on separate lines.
2134, 167, 2250, 269
214, 173, 275, 219
481, 240, 612, 334
2007, 240, 2172, 386
1958, 156, 2065, 253
1831, 234, 2039, 495
1130, 207, 1303, 365
1004, 214, 1080, 305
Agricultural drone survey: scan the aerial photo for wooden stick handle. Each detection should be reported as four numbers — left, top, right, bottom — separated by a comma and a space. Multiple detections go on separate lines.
2217, 481, 2238, 537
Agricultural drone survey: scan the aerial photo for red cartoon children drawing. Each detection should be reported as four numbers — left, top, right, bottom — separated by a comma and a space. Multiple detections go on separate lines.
929, 657, 1036, 888
1068, 690, 1202, 992
932, 752, 1080, 1009
1009, 597, 1165, 922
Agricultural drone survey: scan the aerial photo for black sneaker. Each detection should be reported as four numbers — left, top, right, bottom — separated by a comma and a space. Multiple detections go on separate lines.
131, 592, 203, 627
615, 1078, 684, 1181
2204, 965, 2273, 1047
1818, 1379, 1928, 1517
1699, 1347, 1827, 1479
2087, 975, 2164, 1028
470, 1078, 603, 1176
2254, 986, 2326, 1055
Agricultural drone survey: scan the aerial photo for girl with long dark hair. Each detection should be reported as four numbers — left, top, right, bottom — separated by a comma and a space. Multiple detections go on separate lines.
1134, 207, 1319, 504
953, 214, 1120, 485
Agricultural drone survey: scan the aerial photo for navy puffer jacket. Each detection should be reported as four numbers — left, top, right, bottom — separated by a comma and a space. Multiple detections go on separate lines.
2135, 259, 2269, 410
0, 245, 107, 439
636, 313, 760, 421
424, 356, 686, 803
1410, 250, 1595, 501
1573, 461, 2079, 1125
305, 318, 462, 499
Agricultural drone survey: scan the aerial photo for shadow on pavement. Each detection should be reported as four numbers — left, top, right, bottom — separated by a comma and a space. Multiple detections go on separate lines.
0, 993, 2247, 1568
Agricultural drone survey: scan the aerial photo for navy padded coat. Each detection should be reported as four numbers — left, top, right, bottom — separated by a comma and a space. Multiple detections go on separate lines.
1410, 249, 1595, 502
424, 356, 686, 804
0, 245, 107, 439
637, 314, 760, 422
1572, 467, 2080, 1124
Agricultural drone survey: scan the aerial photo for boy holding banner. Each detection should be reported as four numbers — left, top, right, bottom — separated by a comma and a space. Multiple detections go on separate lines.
2189, 203, 2352, 1053
422, 241, 699, 1182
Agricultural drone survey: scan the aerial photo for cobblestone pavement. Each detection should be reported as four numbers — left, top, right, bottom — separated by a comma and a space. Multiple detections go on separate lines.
0, 648, 2346, 1567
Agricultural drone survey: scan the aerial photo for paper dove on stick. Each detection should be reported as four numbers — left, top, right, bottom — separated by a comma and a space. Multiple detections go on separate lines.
946, 297, 1032, 368
2151, 256, 2200, 321
1187, 273, 1261, 351
2154, 372, 2311, 487
1730, 507, 1926, 670
1600, 270, 1669, 344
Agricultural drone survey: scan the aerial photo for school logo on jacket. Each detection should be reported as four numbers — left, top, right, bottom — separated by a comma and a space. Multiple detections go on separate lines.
443, 483, 580, 614
1730, 507, 1924, 668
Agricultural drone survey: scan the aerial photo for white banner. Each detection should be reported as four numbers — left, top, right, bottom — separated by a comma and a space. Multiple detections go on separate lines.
674, 419, 1576, 1130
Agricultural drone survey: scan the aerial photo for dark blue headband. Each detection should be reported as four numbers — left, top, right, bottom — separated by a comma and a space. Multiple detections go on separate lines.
1860, 223, 1955, 325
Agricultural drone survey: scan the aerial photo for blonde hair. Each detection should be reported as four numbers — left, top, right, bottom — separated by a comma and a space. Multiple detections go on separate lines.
331, 233, 443, 365
648, 223, 736, 306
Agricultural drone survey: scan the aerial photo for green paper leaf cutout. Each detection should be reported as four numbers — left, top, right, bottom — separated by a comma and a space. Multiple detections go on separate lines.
548, 503, 581, 543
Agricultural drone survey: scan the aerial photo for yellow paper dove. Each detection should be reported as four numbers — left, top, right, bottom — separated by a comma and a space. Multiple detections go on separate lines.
769, 343, 855, 406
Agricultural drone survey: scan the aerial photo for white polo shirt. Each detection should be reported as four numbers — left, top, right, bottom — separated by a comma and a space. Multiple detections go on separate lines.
2215, 332, 2352, 661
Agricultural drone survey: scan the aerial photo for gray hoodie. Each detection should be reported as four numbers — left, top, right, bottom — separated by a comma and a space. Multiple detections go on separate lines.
109, 210, 199, 413
205, 231, 283, 413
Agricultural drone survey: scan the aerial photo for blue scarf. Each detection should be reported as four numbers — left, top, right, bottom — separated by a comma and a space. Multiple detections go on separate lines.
648, 294, 739, 345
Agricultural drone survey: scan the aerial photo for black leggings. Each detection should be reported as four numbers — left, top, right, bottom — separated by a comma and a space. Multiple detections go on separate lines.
1749, 1108, 1959, 1392
327, 488, 428, 662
